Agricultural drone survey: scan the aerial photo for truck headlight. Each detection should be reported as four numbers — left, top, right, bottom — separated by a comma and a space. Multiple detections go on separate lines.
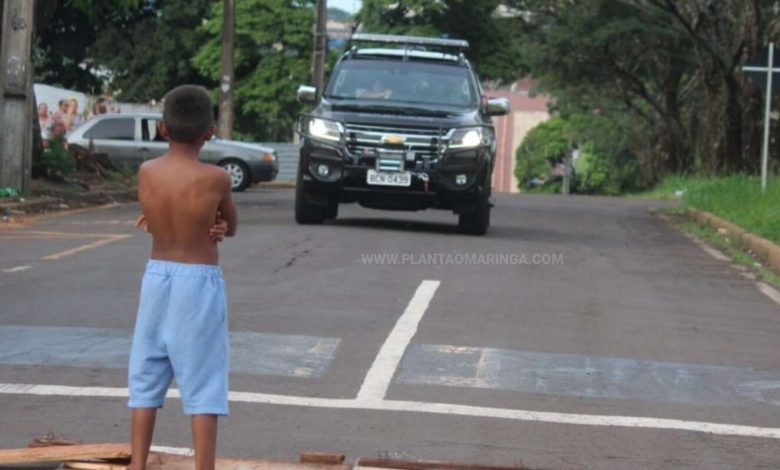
308, 118, 343, 142
448, 127, 484, 149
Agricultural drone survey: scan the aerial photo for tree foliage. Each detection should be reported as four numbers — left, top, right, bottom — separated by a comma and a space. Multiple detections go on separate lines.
32, 0, 140, 91
194, 0, 314, 141
91, 0, 214, 102
511, 0, 780, 189
356, 0, 526, 83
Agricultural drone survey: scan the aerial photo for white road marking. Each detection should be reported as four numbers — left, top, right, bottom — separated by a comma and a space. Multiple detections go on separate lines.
2, 265, 31, 273
2, 383, 780, 440
681, 231, 780, 307
150, 445, 194, 456
356, 280, 440, 402
42, 234, 131, 261
684, 233, 731, 262
757, 282, 780, 306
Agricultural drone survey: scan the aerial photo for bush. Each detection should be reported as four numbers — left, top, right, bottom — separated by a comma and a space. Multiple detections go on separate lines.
516, 114, 645, 195
514, 117, 567, 190
34, 138, 75, 179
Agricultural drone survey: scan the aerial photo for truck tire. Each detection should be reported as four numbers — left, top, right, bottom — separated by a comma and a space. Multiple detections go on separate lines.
458, 198, 490, 235
295, 167, 326, 225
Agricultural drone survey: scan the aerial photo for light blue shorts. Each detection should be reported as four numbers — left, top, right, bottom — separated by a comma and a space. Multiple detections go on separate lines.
128, 260, 229, 416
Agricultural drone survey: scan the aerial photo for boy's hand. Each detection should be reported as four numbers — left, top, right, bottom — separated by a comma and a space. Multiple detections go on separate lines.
134, 214, 149, 233
209, 212, 228, 242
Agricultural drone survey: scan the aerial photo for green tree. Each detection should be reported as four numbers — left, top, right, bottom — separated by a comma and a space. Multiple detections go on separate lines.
327, 7, 353, 22
91, 0, 215, 103
32, 0, 140, 92
355, 0, 526, 83
194, 0, 314, 141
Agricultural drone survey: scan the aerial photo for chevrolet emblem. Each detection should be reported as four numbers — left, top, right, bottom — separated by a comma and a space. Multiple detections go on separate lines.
382, 134, 406, 145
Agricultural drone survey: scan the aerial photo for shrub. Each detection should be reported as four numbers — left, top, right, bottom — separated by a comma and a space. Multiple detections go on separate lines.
34, 138, 75, 179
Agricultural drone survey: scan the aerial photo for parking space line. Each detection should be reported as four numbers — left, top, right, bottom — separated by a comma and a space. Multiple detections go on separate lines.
2, 266, 31, 273
356, 280, 440, 402
2, 383, 779, 440
41, 235, 131, 261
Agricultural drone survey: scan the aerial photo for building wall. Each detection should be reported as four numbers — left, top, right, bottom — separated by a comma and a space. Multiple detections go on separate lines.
485, 82, 550, 193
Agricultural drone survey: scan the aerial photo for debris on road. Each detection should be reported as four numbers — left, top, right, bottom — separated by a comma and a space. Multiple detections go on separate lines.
0, 442, 130, 465
0, 435, 554, 470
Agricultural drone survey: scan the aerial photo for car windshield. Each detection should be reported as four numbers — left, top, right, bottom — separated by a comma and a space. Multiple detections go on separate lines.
325, 59, 477, 108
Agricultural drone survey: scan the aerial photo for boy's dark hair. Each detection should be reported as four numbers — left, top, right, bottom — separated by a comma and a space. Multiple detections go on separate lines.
162, 85, 214, 143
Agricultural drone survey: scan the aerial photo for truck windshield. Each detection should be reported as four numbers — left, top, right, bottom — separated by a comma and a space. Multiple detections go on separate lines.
325, 59, 478, 108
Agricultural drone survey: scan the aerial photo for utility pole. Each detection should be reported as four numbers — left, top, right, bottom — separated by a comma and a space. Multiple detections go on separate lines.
311, 0, 327, 100
218, 0, 235, 140
561, 139, 572, 195
0, 0, 34, 194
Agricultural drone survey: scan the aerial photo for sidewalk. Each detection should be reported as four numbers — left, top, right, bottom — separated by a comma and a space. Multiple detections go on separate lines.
0, 189, 136, 219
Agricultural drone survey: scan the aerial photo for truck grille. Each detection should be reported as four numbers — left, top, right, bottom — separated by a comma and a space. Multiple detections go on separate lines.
344, 123, 448, 165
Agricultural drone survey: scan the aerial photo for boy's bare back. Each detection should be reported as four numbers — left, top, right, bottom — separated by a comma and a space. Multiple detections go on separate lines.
139, 153, 236, 265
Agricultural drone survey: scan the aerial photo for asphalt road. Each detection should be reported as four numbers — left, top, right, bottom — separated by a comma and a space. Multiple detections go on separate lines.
1, 189, 779, 470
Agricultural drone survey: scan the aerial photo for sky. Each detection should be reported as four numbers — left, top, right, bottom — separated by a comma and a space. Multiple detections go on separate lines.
329, 0, 362, 14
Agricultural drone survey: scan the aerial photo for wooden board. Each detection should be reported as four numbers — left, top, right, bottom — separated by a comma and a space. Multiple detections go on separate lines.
63, 461, 128, 470
146, 454, 352, 470
0, 443, 130, 464
300, 452, 346, 465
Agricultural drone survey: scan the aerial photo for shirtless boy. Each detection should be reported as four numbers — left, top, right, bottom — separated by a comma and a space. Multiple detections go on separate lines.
128, 85, 237, 470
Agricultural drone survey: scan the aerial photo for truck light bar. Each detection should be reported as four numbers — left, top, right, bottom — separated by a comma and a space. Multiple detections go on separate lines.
350, 33, 469, 51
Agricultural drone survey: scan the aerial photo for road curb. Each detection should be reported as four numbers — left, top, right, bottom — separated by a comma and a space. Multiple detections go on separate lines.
687, 208, 780, 275
0, 189, 136, 217
257, 181, 295, 189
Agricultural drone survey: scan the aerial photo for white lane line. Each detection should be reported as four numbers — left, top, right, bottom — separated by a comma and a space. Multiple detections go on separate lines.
684, 233, 731, 262
682, 232, 780, 307
2, 265, 31, 273
2, 383, 780, 440
356, 280, 440, 402
150, 445, 194, 456
757, 282, 780, 306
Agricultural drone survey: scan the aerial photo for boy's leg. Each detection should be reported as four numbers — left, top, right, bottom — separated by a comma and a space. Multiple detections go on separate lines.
130, 408, 157, 470
191, 414, 218, 470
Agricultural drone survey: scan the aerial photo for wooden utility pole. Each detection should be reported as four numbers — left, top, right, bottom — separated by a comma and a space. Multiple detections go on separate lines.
311, 0, 327, 99
561, 139, 573, 195
0, 0, 34, 194
218, 0, 235, 140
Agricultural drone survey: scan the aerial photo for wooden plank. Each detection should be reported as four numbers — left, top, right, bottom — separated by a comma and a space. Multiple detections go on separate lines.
0, 443, 129, 464
147, 454, 351, 470
63, 461, 128, 470
300, 452, 346, 465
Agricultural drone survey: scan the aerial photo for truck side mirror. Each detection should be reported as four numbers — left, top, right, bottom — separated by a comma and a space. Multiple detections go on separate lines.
485, 97, 510, 116
297, 85, 318, 104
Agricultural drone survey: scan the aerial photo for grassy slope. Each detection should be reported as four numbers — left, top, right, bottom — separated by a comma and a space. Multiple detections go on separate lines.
648, 175, 780, 243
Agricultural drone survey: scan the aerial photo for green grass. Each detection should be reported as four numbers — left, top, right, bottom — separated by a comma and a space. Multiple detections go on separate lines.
646, 175, 780, 243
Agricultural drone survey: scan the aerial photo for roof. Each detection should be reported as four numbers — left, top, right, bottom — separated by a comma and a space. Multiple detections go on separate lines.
350, 33, 469, 50
354, 48, 461, 62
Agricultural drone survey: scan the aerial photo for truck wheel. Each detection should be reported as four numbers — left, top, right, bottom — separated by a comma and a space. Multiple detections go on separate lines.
458, 198, 490, 235
295, 168, 326, 225
219, 159, 250, 192
325, 201, 339, 220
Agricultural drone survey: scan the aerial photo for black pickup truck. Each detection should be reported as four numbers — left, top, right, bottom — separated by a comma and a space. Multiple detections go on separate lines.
295, 33, 509, 235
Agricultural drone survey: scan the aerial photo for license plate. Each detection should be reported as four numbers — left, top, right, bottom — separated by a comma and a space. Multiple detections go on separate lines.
367, 169, 411, 187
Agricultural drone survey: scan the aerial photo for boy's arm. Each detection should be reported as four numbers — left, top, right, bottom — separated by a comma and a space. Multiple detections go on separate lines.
217, 172, 238, 237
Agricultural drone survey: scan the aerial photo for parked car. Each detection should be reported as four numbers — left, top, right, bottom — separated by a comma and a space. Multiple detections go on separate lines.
295, 33, 509, 235
66, 113, 278, 191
